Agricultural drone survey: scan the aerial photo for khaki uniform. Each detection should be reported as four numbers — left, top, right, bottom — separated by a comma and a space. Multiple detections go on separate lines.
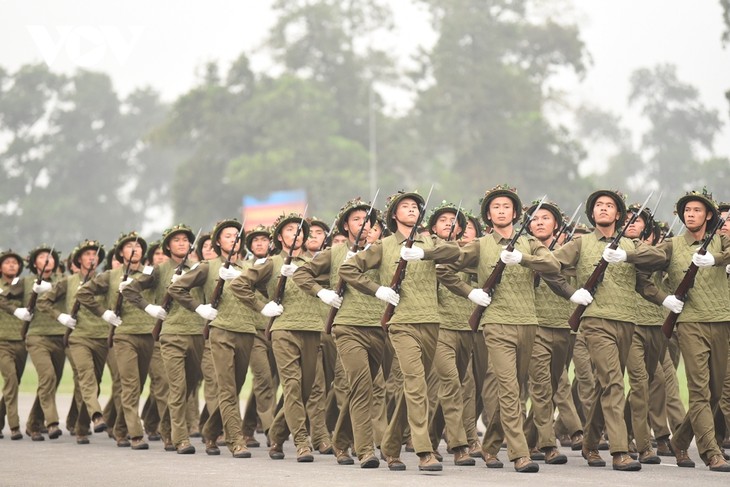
0, 277, 29, 431
438, 231, 559, 461
639, 233, 730, 463
340, 231, 460, 457
544, 229, 666, 455
77, 266, 156, 440
293, 243, 386, 460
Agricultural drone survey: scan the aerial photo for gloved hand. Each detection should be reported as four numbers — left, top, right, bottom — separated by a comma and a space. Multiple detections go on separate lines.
500, 248, 523, 265
195, 304, 218, 321
468, 289, 492, 307
345, 250, 356, 261
662, 295, 684, 314
692, 252, 715, 267
261, 301, 284, 317
317, 289, 343, 308
170, 272, 185, 284
102, 310, 122, 327
13, 307, 33, 322
280, 263, 298, 277
375, 286, 400, 306
118, 278, 133, 293
602, 245, 627, 263
145, 304, 167, 320
569, 288, 593, 306
32, 280, 52, 294
726, 264, 730, 275
400, 246, 425, 261
218, 266, 241, 281
57, 313, 76, 330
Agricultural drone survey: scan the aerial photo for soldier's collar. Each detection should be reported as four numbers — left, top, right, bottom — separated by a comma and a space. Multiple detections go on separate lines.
683, 230, 707, 246
592, 228, 618, 241
394, 230, 425, 245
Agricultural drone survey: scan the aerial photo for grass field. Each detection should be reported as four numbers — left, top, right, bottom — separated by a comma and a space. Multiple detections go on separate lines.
14, 355, 688, 409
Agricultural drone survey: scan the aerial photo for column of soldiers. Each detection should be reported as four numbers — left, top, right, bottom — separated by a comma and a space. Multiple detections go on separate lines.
1, 185, 730, 475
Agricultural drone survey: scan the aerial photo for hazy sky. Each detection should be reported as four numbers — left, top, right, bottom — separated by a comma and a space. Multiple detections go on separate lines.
2, 0, 729, 164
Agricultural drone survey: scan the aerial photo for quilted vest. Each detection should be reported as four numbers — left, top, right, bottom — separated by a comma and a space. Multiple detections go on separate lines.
267, 253, 323, 332
25, 274, 64, 336
64, 273, 108, 339
108, 267, 155, 334
204, 259, 256, 334
0, 278, 23, 340
332, 243, 385, 327
438, 271, 475, 331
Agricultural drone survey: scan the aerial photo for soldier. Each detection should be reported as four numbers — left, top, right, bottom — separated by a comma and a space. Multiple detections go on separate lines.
76, 231, 155, 450
524, 200, 579, 464
22, 245, 64, 441
240, 224, 278, 448
123, 224, 200, 454
718, 202, 730, 450
339, 190, 461, 472
639, 189, 730, 472
167, 219, 256, 458
424, 201, 476, 467
292, 197, 382, 468
37, 240, 108, 444
0, 249, 29, 440
437, 185, 559, 473
542, 189, 664, 471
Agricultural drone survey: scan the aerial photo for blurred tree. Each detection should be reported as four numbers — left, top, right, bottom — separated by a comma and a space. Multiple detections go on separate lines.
629, 64, 723, 198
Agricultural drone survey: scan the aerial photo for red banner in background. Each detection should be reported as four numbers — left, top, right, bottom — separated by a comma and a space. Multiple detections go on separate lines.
242, 190, 307, 230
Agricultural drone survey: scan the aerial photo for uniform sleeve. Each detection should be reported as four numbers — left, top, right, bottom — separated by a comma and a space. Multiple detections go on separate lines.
636, 268, 668, 306
436, 239, 480, 298
522, 238, 560, 274
0, 279, 26, 314
710, 234, 730, 266
76, 271, 111, 317
167, 263, 209, 312
338, 241, 383, 296
626, 239, 668, 270
122, 267, 159, 310
37, 278, 68, 319
230, 260, 273, 312
292, 249, 331, 297
423, 237, 461, 263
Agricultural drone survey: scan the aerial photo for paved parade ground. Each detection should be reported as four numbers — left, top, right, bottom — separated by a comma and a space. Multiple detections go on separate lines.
0, 393, 725, 487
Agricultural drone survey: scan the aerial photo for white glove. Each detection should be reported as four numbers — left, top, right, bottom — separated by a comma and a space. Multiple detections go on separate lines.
280, 264, 298, 277
662, 295, 684, 314
195, 304, 218, 321
144, 304, 167, 320
468, 289, 492, 307
32, 280, 52, 294
400, 246, 425, 261
218, 266, 241, 281
692, 252, 715, 267
102, 310, 122, 327
13, 307, 32, 322
118, 278, 133, 293
602, 245, 627, 263
569, 288, 593, 306
261, 301, 284, 317
375, 286, 400, 306
345, 250, 356, 261
500, 248, 523, 265
726, 264, 730, 275
317, 289, 343, 309
170, 272, 184, 284
57, 313, 76, 330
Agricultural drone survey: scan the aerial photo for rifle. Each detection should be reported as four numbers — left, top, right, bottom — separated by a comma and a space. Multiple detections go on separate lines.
264, 210, 308, 339
63, 260, 97, 348
567, 192, 654, 332
658, 215, 680, 244
661, 213, 728, 338
152, 228, 202, 341
534, 203, 582, 288
469, 196, 547, 332
22, 245, 55, 341
445, 200, 463, 242
565, 216, 581, 243
108, 237, 139, 348
317, 218, 338, 253
325, 190, 380, 334
203, 223, 246, 339
380, 186, 435, 330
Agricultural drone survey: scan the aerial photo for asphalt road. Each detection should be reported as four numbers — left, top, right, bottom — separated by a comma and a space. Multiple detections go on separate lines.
0, 393, 727, 487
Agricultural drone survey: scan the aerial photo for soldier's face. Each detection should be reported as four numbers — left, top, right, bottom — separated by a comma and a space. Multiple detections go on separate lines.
152, 247, 169, 265
201, 240, 217, 260
122, 241, 143, 263
367, 223, 383, 243
1, 257, 20, 278
432, 211, 461, 240
683, 201, 711, 231
721, 211, 730, 236
307, 226, 326, 251
250, 235, 270, 258
529, 209, 557, 242
218, 227, 241, 255
394, 199, 419, 227
592, 196, 620, 227
461, 221, 478, 243
332, 234, 347, 245
79, 249, 97, 270
488, 197, 516, 228
625, 215, 646, 239
344, 210, 371, 244
34, 251, 56, 276
167, 233, 190, 259
278, 222, 304, 250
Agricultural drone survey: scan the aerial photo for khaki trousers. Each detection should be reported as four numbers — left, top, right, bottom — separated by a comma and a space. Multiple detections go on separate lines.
0, 340, 27, 430
160, 334, 203, 447
242, 330, 277, 436
67, 337, 107, 436
25, 335, 65, 429
113, 333, 154, 439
